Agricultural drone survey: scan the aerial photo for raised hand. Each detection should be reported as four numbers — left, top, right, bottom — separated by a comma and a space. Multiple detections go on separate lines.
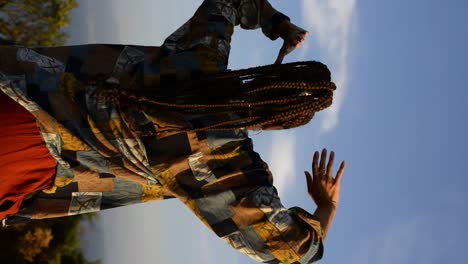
274, 20, 309, 65
304, 149, 346, 209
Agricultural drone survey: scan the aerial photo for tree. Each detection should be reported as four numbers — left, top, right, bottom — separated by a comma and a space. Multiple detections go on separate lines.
0, 214, 101, 264
0, 0, 78, 46
0, 1, 100, 263
17, 227, 54, 262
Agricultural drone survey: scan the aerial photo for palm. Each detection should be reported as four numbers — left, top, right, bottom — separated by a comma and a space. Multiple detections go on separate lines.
275, 21, 309, 64
305, 149, 346, 208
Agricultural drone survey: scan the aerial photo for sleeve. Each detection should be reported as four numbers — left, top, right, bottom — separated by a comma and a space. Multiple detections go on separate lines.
171, 135, 324, 263
186, 184, 324, 263
237, 186, 324, 263
215, 0, 289, 40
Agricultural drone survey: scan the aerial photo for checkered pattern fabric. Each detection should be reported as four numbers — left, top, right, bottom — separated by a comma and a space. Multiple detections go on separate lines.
0, 0, 324, 262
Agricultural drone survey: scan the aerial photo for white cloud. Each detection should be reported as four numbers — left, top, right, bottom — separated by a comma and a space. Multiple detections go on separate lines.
110, 0, 202, 45
266, 0, 357, 199
199, 227, 215, 264
69, 0, 202, 45
267, 130, 297, 197
301, 0, 357, 132
249, 46, 263, 68
349, 215, 458, 264
350, 220, 418, 264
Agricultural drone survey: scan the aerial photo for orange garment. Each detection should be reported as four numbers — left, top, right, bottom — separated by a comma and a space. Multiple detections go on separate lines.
0, 91, 56, 220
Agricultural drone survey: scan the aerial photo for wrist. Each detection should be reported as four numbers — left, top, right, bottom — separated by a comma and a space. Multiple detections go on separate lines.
313, 205, 337, 240
271, 13, 291, 39
316, 204, 337, 216
277, 20, 291, 40
317, 202, 338, 210
313, 195, 338, 210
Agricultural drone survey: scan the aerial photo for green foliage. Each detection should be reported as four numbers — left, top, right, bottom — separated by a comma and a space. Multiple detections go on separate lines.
0, 0, 78, 46
0, 1, 99, 262
0, 214, 100, 264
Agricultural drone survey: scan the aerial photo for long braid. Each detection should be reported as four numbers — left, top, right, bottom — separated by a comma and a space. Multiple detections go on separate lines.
98, 61, 336, 131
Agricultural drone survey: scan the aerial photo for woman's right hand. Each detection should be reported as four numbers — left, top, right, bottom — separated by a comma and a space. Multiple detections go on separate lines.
275, 20, 309, 65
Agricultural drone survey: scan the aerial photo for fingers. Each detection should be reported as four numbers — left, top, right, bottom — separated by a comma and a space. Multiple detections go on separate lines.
274, 51, 285, 65
334, 160, 346, 183
274, 43, 288, 65
294, 33, 308, 49
278, 28, 310, 64
296, 37, 305, 43
326, 151, 335, 181
313, 149, 345, 184
295, 37, 305, 47
312, 151, 319, 177
304, 171, 313, 194
296, 29, 309, 43
319, 149, 327, 176
296, 32, 308, 43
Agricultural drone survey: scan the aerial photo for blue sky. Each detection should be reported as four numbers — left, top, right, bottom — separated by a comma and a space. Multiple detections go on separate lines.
71, 0, 468, 263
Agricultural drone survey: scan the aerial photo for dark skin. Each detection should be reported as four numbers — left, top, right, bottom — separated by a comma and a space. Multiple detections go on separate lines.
257, 0, 309, 65
262, 1, 346, 239
275, 19, 309, 64
305, 149, 346, 240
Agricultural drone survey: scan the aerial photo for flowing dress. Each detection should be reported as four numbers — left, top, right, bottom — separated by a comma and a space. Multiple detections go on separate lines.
0, 0, 324, 262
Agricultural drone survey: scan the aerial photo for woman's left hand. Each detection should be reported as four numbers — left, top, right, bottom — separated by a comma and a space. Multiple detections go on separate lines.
275, 20, 309, 65
304, 149, 346, 209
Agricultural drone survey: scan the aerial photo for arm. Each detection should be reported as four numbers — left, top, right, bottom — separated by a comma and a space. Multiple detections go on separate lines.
305, 149, 346, 240
313, 205, 337, 241
257, 0, 310, 64
237, 0, 310, 64
176, 137, 327, 263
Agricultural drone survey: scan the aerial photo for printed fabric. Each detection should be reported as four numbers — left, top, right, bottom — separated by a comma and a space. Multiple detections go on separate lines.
0, 0, 324, 263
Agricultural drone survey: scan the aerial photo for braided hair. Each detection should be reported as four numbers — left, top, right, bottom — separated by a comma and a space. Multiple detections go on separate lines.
99, 61, 336, 132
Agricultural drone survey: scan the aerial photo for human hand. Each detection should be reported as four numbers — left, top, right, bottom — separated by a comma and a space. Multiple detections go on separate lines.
274, 20, 309, 65
304, 149, 346, 209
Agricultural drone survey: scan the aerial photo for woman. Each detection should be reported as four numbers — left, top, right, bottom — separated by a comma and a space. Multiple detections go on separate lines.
0, 0, 346, 263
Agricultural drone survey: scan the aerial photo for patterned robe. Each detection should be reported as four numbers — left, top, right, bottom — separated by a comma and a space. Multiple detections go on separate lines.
0, 0, 324, 263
